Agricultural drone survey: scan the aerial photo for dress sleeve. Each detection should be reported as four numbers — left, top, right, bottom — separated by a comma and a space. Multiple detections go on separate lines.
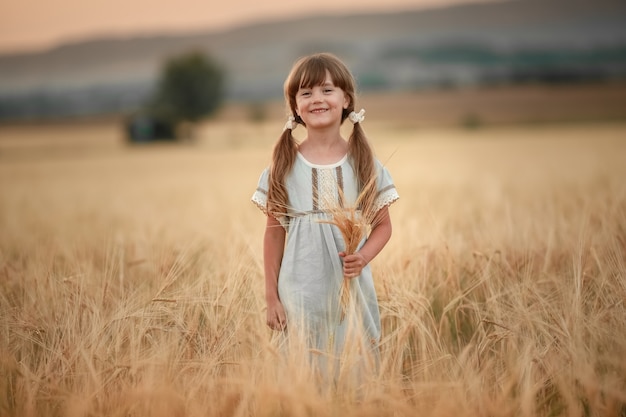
373, 160, 400, 213
251, 168, 270, 215
251, 168, 290, 230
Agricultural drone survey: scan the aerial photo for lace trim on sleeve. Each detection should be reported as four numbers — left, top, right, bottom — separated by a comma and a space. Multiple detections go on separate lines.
251, 189, 290, 231
251, 188, 268, 215
373, 186, 399, 213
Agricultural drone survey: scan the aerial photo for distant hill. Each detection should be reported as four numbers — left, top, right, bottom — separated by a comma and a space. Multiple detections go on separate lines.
1, 0, 625, 120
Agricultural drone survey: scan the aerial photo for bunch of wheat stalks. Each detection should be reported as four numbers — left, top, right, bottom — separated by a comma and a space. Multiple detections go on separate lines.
317, 176, 378, 321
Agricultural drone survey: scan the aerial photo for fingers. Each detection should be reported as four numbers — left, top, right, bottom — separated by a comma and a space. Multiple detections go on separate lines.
341, 253, 365, 266
267, 321, 285, 331
344, 269, 361, 278
266, 314, 287, 331
343, 262, 362, 278
341, 253, 366, 278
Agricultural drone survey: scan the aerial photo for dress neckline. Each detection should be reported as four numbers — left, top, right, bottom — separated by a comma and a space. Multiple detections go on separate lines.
297, 152, 348, 169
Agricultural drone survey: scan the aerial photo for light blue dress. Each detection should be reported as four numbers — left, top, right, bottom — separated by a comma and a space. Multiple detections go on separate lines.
252, 152, 399, 368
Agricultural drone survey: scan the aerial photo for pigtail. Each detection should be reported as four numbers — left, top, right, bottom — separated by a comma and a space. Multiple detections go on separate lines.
348, 122, 377, 223
267, 128, 298, 218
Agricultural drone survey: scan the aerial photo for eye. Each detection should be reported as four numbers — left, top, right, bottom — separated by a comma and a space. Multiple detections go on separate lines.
300, 91, 311, 97
323, 88, 333, 93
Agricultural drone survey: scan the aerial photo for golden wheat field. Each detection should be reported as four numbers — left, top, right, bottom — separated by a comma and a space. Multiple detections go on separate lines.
0, 110, 625, 416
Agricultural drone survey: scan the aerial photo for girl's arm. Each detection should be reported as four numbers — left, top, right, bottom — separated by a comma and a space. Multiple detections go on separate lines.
264, 215, 287, 330
340, 206, 392, 278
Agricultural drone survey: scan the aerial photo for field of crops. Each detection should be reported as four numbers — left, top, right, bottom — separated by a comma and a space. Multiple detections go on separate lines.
1, 104, 625, 416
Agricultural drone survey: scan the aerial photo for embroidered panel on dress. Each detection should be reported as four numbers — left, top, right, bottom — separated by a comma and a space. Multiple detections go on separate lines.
318, 168, 338, 210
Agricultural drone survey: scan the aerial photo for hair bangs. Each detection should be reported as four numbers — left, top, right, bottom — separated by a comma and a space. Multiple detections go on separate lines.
297, 60, 329, 89
290, 55, 351, 92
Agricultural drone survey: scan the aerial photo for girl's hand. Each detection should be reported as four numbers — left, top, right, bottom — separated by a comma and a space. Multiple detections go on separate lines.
266, 299, 287, 331
339, 251, 367, 278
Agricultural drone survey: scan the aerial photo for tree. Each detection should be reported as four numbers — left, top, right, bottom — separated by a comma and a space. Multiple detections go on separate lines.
149, 51, 225, 139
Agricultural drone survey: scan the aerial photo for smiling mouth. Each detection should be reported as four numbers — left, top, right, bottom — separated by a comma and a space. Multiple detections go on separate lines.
311, 109, 327, 113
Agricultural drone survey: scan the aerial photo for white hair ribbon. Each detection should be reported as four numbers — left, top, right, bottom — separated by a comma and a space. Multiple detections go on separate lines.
283, 115, 297, 131
348, 109, 366, 124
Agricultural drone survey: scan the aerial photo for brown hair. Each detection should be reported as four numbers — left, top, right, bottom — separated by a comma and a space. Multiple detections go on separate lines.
267, 53, 377, 221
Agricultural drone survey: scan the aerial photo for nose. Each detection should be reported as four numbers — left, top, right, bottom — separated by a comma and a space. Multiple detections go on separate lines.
311, 88, 323, 102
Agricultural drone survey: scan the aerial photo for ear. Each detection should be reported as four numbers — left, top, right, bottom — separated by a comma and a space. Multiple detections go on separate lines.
343, 93, 350, 109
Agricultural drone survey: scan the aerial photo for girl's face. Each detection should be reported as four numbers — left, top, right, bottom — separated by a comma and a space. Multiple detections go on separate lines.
295, 70, 349, 131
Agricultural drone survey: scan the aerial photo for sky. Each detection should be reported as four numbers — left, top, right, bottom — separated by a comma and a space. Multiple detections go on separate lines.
0, 0, 504, 54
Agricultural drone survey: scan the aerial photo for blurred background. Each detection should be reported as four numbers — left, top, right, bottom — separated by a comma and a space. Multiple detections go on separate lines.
0, 0, 625, 146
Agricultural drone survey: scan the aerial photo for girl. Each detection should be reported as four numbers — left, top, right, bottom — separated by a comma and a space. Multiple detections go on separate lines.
251, 53, 399, 368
